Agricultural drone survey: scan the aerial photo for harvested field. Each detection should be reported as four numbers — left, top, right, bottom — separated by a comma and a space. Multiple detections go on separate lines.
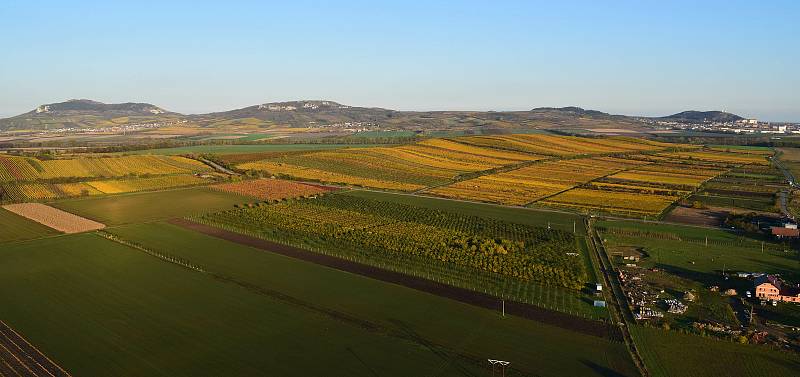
663, 205, 729, 227
210, 178, 336, 200
171, 218, 620, 340
1, 203, 105, 233
0, 320, 71, 377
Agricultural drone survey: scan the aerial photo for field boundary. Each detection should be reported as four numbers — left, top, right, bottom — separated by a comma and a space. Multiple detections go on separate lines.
169, 218, 623, 341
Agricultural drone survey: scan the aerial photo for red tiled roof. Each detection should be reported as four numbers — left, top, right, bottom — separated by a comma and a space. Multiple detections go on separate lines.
771, 227, 800, 237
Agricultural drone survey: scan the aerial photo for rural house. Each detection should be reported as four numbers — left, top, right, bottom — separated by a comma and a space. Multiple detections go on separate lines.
754, 275, 800, 303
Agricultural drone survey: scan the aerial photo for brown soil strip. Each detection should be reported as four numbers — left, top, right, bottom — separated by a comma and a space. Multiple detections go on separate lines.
0, 320, 71, 377
169, 218, 622, 341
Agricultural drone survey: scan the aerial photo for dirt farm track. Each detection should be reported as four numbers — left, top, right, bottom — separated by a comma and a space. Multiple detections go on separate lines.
0, 320, 71, 377
170, 218, 623, 341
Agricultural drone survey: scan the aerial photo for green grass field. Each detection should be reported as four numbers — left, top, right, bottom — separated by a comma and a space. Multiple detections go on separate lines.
51, 187, 251, 225
597, 219, 800, 282
0, 207, 60, 243
0, 233, 488, 376
630, 326, 800, 377
122, 144, 372, 155
104, 222, 635, 376
346, 190, 586, 234
0, 228, 638, 377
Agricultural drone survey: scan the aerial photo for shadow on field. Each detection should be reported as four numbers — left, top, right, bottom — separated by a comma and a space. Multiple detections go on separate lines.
654, 263, 723, 286
580, 360, 628, 377
389, 319, 481, 377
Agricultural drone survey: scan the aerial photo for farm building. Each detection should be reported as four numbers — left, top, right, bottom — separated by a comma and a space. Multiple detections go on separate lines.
754, 275, 800, 303
770, 225, 800, 238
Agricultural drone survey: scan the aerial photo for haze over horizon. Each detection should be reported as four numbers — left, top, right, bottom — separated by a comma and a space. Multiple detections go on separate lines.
1, 1, 798, 121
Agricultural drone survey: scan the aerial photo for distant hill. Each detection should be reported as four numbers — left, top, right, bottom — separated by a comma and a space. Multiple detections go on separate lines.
0, 99, 180, 131
531, 106, 610, 117
189, 100, 648, 132
0, 98, 655, 132
194, 100, 394, 127
658, 110, 744, 123
27, 99, 171, 115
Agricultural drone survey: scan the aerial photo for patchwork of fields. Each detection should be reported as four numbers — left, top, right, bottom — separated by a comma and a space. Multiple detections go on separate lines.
232, 135, 772, 218
191, 192, 603, 317
430, 149, 762, 217
237, 135, 686, 192
1, 136, 796, 376
0, 154, 215, 202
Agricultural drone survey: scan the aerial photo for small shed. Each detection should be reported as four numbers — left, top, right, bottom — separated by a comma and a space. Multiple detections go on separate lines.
593, 300, 607, 308
595, 283, 603, 292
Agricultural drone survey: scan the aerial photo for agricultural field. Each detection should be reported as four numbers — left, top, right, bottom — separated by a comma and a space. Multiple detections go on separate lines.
0, 207, 59, 243
120, 143, 371, 155
0, 152, 219, 203
428, 156, 645, 205
421, 140, 770, 217
51, 187, 251, 225
0, 230, 637, 377
0, 154, 210, 182
656, 150, 771, 166
597, 219, 799, 281
2, 203, 105, 233
540, 188, 679, 217
238, 140, 540, 191
342, 190, 586, 233
193, 192, 604, 317
1, 174, 212, 202
236, 135, 682, 192
211, 178, 336, 200
630, 326, 800, 377
687, 164, 784, 214
454, 134, 679, 156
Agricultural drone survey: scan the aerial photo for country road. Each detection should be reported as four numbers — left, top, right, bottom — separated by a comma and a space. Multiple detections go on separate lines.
200, 158, 238, 175
770, 155, 795, 219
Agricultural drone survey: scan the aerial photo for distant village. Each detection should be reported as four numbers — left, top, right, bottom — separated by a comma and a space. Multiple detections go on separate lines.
31, 120, 188, 135
645, 118, 800, 134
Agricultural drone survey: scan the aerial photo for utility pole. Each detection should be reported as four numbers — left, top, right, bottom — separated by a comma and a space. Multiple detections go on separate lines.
488, 359, 510, 377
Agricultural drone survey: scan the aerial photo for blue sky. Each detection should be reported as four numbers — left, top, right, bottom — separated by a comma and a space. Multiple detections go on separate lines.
1, 1, 798, 121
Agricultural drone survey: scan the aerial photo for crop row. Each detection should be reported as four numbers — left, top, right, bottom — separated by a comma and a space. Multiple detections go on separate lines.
0, 155, 211, 183
656, 150, 770, 165
236, 135, 683, 192
196, 194, 588, 289
0, 174, 209, 202
454, 134, 680, 156
210, 178, 335, 200
428, 156, 647, 205
539, 188, 679, 217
